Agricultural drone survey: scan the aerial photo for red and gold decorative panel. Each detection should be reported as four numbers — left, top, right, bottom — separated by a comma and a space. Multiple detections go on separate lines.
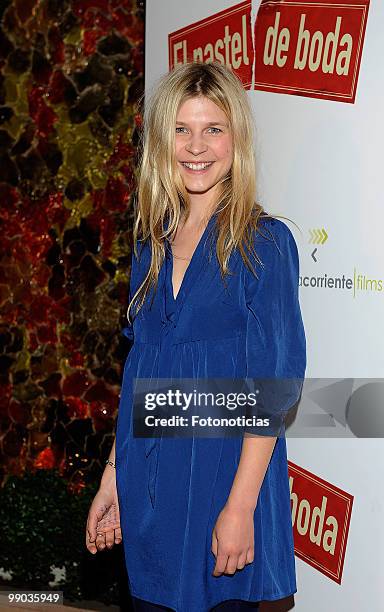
0, 0, 144, 490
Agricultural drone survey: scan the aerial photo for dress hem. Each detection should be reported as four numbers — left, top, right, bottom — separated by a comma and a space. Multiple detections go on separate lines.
129, 587, 298, 612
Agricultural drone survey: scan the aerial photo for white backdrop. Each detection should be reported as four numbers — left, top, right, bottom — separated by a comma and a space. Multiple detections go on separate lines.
145, 1, 383, 609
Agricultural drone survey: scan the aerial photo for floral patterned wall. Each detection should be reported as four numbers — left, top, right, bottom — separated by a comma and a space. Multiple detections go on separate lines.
0, 0, 144, 491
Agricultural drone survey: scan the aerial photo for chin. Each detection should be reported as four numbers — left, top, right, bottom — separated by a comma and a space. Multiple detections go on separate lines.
185, 183, 216, 195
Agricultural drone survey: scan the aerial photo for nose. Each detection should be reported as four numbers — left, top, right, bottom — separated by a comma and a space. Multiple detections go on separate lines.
185, 132, 208, 155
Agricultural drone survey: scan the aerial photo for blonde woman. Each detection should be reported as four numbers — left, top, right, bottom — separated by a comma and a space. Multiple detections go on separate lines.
86, 61, 306, 612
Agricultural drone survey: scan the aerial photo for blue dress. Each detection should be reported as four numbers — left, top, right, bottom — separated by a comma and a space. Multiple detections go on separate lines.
115, 215, 306, 612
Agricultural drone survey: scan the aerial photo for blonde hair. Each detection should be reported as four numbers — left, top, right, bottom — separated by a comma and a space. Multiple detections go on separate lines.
128, 61, 271, 323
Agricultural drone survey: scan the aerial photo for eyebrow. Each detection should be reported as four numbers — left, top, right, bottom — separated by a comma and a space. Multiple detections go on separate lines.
176, 121, 229, 127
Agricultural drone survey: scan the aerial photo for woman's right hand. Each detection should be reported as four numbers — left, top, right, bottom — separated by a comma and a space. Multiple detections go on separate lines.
86, 484, 122, 554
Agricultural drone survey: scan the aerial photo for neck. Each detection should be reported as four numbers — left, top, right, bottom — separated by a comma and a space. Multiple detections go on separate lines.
183, 190, 219, 226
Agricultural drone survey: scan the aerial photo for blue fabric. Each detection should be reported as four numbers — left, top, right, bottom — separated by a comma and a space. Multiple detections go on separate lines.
132, 595, 260, 611
115, 215, 306, 612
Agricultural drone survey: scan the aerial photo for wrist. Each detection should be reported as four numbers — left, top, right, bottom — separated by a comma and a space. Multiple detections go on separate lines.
226, 494, 258, 514
100, 460, 116, 492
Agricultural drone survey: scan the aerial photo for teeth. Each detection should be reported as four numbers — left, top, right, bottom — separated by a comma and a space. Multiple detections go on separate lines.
182, 162, 213, 170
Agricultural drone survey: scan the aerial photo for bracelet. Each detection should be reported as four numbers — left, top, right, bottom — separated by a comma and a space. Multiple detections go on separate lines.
105, 459, 116, 468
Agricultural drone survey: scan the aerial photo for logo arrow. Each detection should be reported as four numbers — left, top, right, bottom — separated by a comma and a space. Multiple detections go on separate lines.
309, 228, 328, 244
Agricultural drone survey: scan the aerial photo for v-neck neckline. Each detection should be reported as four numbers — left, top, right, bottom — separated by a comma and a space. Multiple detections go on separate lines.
167, 215, 216, 303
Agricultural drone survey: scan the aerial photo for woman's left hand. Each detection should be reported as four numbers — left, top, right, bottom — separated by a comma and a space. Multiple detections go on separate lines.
211, 503, 255, 576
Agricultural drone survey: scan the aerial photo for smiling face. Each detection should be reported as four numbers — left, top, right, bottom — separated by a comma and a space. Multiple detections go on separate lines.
175, 96, 233, 205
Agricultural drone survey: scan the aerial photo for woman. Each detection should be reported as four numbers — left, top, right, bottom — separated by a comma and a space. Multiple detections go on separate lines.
86, 61, 306, 612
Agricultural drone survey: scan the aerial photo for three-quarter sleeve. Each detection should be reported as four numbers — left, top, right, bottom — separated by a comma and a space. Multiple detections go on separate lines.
243, 218, 306, 435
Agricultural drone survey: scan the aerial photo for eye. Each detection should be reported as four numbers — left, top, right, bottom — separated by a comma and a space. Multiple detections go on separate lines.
207, 127, 222, 134
176, 127, 188, 134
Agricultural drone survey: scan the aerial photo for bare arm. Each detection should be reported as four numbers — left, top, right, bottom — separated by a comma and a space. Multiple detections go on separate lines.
226, 434, 277, 511
211, 434, 277, 576
86, 436, 121, 554
99, 436, 117, 493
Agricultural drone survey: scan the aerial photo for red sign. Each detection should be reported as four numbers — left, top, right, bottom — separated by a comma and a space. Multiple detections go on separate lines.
168, 1, 253, 89
288, 461, 354, 584
168, 0, 370, 103
255, 0, 370, 103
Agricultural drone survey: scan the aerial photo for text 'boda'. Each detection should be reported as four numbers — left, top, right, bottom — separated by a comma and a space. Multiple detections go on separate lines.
264, 12, 353, 75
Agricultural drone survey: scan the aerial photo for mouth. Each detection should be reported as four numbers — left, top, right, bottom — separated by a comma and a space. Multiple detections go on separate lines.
180, 161, 214, 173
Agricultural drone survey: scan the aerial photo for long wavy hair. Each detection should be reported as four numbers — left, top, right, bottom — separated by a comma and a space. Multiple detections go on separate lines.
127, 61, 272, 323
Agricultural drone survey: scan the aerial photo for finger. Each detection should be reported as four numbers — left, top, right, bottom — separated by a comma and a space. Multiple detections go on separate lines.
246, 547, 254, 565
96, 531, 106, 551
212, 552, 229, 577
105, 529, 115, 549
211, 530, 218, 558
86, 526, 98, 555
86, 515, 98, 554
87, 510, 98, 544
114, 527, 122, 544
224, 553, 239, 575
237, 552, 248, 570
